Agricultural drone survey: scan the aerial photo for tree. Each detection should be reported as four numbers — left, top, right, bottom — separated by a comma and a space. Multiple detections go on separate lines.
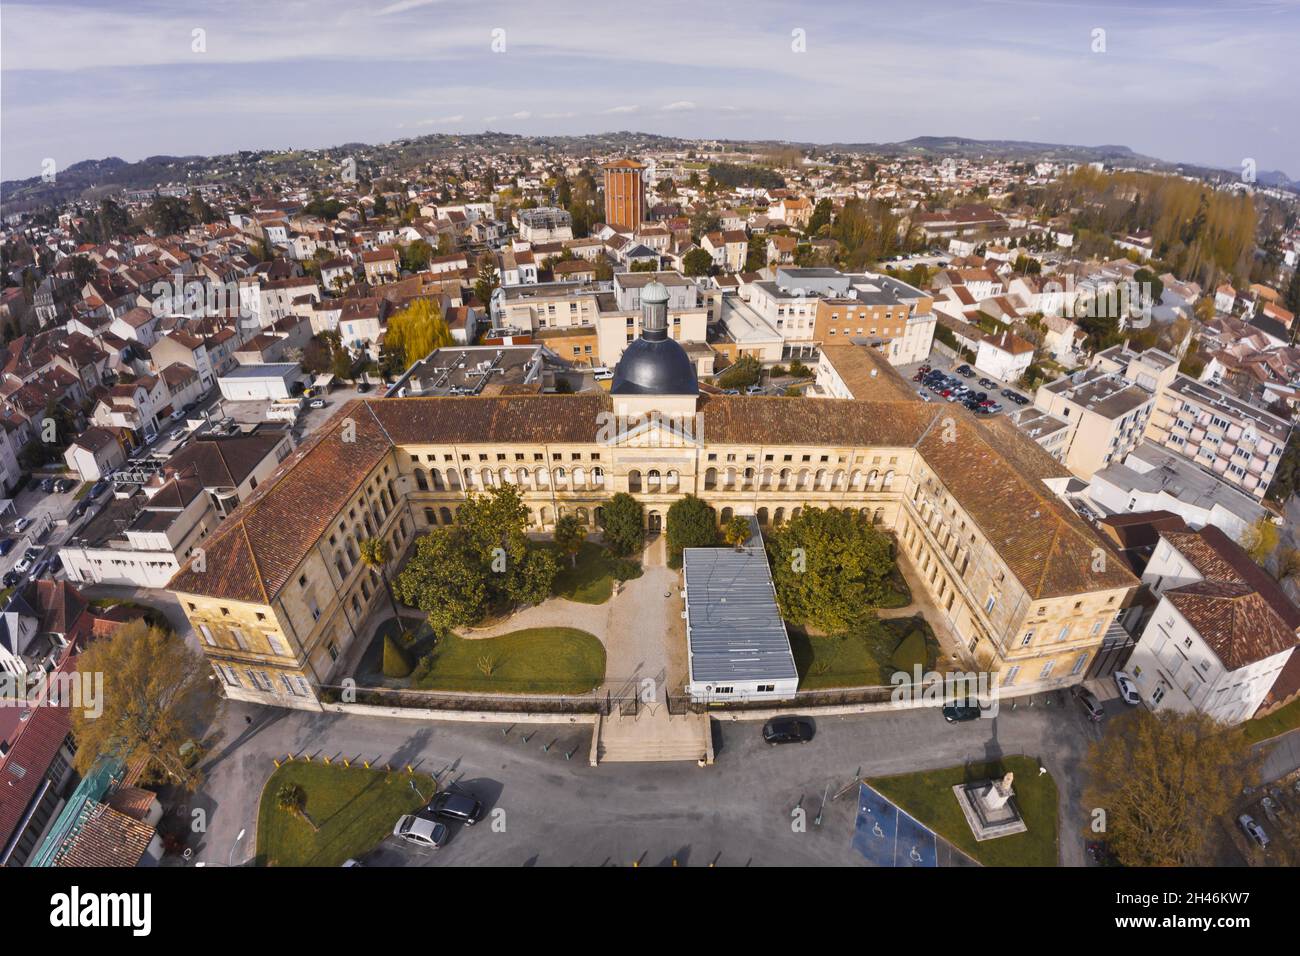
808, 198, 833, 235
600, 492, 644, 557
717, 354, 762, 389
382, 632, 413, 678
553, 513, 587, 568
400, 240, 433, 273
1083, 710, 1257, 866
276, 783, 319, 832
70, 621, 217, 789
331, 347, 355, 383
1241, 517, 1279, 565
505, 546, 559, 607
394, 528, 491, 632
723, 515, 751, 549
682, 247, 714, 277
767, 507, 894, 632
68, 254, 97, 287
359, 536, 401, 620
473, 253, 499, 306
1275, 546, 1300, 584
666, 494, 718, 561
385, 297, 453, 370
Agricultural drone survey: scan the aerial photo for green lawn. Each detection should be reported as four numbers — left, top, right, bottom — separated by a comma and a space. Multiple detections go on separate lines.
255, 762, 437, 867
870, 756, 1059, 867
791, 614, 939, 689
412, 627, 606, 694
552, 542, 638, 604
1240, 697, 1300, 744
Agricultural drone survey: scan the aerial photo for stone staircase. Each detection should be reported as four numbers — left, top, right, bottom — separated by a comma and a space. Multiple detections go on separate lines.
591, 709, 712, 765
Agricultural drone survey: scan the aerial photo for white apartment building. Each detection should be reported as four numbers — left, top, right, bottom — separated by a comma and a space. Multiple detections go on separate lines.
1128, 527, 1299, 725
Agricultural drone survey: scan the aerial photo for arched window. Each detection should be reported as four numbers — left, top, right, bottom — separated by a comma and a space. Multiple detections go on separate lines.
704, 467, 717, 490
628, 470, 642, 493
572, 466, 585, 488
537, 467, 550, 488
647, 469, 661, 491
757, 507, 770, 525
882, 470, 895, 491
666, 469, 679, 491
517, 468, 529, 487
720, 506, 734, 524
591, 467, 604, 488
415, 469, 428, 491
431, 469, 445, 491
575, 507, 589, 525
499, 467, 513, 486
424, 507, 436, 525
439, 507, 453, 524
553, 467, 567, 488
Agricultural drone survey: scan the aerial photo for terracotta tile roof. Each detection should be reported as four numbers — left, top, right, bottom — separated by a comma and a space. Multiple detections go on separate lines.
917, 413, 1137, 599
55, 803, 155, 867
1160, 526, 1300, 668
169, 394, 1136, 604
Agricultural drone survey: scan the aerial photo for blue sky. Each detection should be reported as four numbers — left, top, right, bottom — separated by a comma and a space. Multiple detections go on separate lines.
2, 0, 1297, 181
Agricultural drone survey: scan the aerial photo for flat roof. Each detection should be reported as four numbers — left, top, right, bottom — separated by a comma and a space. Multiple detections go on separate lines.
220, 363, 299, 379
684, 540, 797, 684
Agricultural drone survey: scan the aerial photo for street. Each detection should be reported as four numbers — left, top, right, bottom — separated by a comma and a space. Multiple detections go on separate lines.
186, 690, 1118, 868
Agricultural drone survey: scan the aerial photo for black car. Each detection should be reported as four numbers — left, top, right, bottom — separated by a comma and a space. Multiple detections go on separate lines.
2, 569, 23, 588
39, 477, 55, 493
0, 538, 14, 557
88, 479, 110, 498
425, 790, 484, 826
942, 703, 982, 722
956, 365, 974, 377
762, 716, 815, 745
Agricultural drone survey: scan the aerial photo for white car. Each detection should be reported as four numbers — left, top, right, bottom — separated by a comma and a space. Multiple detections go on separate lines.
169, 428, 187, 441
392, 814, 447, 848
1113, 670, 1141, 705
592, 367, 613, 381
12, 517, 31, 534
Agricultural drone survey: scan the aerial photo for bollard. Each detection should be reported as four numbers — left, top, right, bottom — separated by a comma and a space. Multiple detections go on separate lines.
566, 747, 576, 760
273, 758, 281, 768
522, 731, 534, 744
342, 758, 351, 768
542, 739, 553, 752
322, 755, 331, 765
406, 765, 414, 775
363, 760, 371, 769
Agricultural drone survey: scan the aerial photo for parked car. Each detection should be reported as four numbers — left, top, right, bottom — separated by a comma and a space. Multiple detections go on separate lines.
357, 382, 371, 393
0, 538, 14, 557
308, 398, 326, 409
426, 790, 484, 826
1113, 670, 1141, 705
987, 403, 1003, 413
762, 716, 815, 745
39, 477, 55, 493
746, 384, 765, 395
392, 815, 448, 848
12, 517, 31, 534
88, 479, 110, 498
956, 365, 974, 377
14, 547, 41, 575
169, 427, 187, 441
2, 570, 23, 588
54, 478, 74, 494
1072, 685, 1104, 722
721, 388, 740, 395
942, 703, 981, 722
170, 409, 186, 422
1238, 814, 1270, 849
978, 378, 997, 389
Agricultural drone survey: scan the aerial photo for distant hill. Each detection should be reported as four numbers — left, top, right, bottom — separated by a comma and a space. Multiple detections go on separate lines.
3, 131, 1294, 211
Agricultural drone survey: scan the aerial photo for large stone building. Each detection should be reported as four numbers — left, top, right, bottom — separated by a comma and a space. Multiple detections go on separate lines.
169, 283, 1136, 708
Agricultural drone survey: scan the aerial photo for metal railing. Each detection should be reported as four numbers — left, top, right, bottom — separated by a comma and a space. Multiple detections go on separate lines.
318, 683, 637, 717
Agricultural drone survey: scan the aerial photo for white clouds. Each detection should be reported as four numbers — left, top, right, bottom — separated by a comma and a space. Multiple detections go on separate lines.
511, 111, 532, 119
603, 105, 639, 114
375, 0, 440, 15
660, 100, 695, 112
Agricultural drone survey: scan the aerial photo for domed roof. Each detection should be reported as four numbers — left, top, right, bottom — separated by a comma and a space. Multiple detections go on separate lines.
640, 280, 670, 304
610, 336, 699, 396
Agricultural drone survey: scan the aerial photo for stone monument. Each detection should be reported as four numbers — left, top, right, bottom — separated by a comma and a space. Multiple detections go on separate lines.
954, 770, 1027, 840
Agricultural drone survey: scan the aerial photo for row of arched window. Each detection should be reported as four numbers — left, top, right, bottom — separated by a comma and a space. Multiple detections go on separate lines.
412, 465, 606, 492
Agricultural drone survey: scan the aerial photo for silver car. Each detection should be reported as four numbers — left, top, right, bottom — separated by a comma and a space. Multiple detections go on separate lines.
1237, 814, 1270, 849
392, 814, 447, 848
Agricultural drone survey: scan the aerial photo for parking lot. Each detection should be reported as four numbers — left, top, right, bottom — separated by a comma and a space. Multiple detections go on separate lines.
898, 356, 1033, 417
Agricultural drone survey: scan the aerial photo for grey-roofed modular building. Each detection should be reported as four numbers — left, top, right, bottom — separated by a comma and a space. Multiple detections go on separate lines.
683, 525, 798, 703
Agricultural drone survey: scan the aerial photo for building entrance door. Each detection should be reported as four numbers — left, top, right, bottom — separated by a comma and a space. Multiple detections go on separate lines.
648, 510, 662, 534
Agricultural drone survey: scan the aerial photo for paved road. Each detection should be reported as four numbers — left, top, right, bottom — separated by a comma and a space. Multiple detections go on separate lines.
185, 691, 1113, 868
